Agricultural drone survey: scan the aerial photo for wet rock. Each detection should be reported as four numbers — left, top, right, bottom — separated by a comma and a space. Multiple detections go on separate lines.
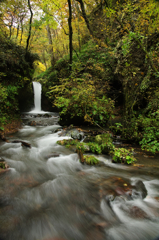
132, 180, 147, 199
63, 128, 84, 140
45, 153, 60, 159
95, 176, 148, 205
119, 204, 149, 219
85, 225, 105, 240
28, 121, 37, 126
0, 157, 5, 162
96, 221, 108, 229
129, 206, 149, 219
44, 238, 67, 240
0, 135, 10, 143
11, 140, 31, 148
97, 176, 133, 201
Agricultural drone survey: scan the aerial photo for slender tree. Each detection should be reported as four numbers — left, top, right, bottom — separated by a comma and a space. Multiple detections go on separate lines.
46, 24, 55, 67
75, 0, 94, 37
67, 0, 73, 71
26, 0, 33, 51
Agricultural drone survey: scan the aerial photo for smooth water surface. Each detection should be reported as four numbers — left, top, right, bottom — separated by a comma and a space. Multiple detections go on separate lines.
0, 124, 159, 240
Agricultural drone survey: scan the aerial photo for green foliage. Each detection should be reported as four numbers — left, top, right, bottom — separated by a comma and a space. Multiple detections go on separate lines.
76, 142, 89, 153
109, 123, 123, 135
138, 112, 159, 154
95, 133, 112, 144
0, 35, 39, 84
0, 83, 20, 127
95, 133, 115, 153
110, 111, 159, 154
57, 132, 115, 155
112, 148, 137, 164
83, 155, 99, 165
0, 162, 6, 169
88, 142, 102, 154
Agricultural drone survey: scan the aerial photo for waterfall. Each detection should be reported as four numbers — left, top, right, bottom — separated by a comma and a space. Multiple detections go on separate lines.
30, 82, 42, 113
33, 82, 41, 112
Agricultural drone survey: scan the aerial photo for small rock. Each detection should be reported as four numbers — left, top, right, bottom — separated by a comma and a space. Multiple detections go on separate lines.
45, 153, 60, 159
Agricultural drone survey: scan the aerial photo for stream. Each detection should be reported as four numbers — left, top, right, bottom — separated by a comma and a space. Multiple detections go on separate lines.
0, 114, 159, 240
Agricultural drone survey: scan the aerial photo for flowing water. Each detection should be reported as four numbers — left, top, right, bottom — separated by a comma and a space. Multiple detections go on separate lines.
0, 116, 159, 240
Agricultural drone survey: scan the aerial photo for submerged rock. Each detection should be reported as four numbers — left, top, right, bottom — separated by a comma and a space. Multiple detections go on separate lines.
44, 153, 60, 160
132, 180, 147, 199
95, 176, 147, 202
60, 128, 84, 140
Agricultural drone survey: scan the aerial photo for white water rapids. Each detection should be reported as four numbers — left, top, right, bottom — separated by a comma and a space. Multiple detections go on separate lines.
0, 122, 159, 240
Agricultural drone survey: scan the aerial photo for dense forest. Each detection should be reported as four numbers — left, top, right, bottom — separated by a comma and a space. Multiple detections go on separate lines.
0, 0, 159, 154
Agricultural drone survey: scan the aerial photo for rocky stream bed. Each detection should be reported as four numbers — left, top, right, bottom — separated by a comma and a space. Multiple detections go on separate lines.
0, 113, 159, 240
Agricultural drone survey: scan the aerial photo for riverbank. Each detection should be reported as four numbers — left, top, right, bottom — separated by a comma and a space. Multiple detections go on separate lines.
0, 119, 22, 137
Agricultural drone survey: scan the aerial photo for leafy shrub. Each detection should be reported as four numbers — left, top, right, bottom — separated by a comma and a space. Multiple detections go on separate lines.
0, 35, 38, 84
0, 83, 20, 127
76, 142, 90, 152
112, 148, 137, 164
138, 112, 159, 154
95, 133, 115, 154
50, 76, 114, 126
88, 142, 102, 154
101, 142, 115, 154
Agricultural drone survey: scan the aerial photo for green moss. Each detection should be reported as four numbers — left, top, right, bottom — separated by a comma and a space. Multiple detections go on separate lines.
84, 155, 99, 165
57, 133, 115, 155
56, 139, 79, 148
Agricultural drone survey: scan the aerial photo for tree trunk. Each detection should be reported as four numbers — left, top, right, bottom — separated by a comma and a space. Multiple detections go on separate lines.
9, 15, 14, 38
75, 0, 81, 52
26, 0, 33, 52
42, 50, 47, 69
20, 18, 24, 45
67, 0, 73, 71
76, 149, 84, 163
75, 0, 94, 37
46, 24, 55, 67
16, 24, 19, 39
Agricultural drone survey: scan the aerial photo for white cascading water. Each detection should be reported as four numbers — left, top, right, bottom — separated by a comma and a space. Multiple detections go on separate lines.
30, 82, 42, 113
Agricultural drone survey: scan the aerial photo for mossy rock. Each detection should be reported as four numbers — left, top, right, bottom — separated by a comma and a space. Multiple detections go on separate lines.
95, 133, 112, 144
57, 139, 90, 152
83, 155, 99, 165
57, 139, 79, 148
